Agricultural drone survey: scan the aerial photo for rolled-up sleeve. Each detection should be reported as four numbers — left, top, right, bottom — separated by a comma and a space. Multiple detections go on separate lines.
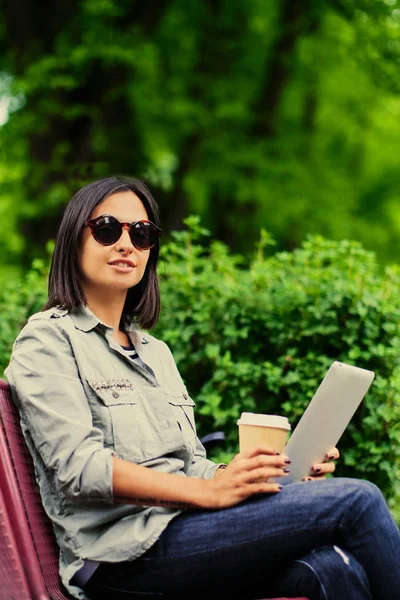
5, 319, 115, 503
185, 437, 222, 479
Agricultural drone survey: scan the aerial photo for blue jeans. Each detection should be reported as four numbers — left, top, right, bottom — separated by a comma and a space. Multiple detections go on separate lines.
84, 478, 400, 600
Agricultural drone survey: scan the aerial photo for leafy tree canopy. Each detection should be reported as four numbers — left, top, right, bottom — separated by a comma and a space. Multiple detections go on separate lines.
0, 0, 399, 272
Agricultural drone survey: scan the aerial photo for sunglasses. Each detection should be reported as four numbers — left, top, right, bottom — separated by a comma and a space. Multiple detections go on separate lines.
86, 215, 162, 250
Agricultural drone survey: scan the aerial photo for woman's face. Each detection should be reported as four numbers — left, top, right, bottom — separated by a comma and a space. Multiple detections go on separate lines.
79, 190, 151, 300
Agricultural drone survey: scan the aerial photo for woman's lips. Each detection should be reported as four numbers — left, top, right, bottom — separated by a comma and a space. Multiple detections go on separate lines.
109, 263, 135, 272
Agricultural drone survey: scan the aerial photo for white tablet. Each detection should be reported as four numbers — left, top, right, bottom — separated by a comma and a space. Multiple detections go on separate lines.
275, 361, 374, 485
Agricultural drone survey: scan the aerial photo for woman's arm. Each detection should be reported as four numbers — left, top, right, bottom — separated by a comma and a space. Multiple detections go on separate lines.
112, 445, 290, 510
7, 318, 289, 510
6, 318, 116, 503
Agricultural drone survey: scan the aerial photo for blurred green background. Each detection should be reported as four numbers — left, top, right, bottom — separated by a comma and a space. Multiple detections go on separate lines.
1, 1, 400, 515
0, 0, 400, 275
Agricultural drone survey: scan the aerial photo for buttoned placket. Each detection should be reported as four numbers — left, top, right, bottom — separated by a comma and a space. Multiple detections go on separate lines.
101, 326, 159, 388
67, 304, 159, 388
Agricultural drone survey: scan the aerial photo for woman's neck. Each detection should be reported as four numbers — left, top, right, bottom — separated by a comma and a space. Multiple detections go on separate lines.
84, 291, 126, 339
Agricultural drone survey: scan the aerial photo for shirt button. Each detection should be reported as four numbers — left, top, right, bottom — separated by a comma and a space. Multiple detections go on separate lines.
112, 391, 119, 398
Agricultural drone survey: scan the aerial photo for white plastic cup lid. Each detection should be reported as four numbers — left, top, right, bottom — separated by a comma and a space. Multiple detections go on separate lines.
237, 412, 291, 431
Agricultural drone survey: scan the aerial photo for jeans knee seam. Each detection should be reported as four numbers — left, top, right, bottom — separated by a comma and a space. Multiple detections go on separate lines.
294, 559, 328, 600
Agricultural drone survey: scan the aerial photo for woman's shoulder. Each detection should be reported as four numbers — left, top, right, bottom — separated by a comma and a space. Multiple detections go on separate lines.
129, 328, 169, 352
14, 307, 75, 345
127, 326, 175, 362
28, 306, 69, 323
6, 309, 77, 380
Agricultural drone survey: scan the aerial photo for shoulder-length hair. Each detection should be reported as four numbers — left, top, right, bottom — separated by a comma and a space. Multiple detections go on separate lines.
43, 176, 161, 330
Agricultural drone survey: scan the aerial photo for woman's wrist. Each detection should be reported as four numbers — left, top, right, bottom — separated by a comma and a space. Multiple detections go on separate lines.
212, 463, 228, 481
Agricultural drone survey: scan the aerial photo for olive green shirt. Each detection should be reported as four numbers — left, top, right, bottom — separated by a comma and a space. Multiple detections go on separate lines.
5, 305, 220, 599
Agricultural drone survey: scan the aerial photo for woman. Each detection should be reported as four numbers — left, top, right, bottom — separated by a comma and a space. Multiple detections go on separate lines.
5, 176, 400, 600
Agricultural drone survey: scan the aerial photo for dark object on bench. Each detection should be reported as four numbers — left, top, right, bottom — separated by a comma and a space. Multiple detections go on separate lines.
200, 430, 226, 449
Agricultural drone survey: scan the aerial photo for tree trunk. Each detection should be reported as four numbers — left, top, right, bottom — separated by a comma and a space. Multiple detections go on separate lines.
253, 0, 314, 138
0, 0, 171, 260
156, 0, 246, 233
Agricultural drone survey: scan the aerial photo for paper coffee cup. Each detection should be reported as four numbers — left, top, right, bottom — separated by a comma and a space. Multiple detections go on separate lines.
237, 412, 291, 454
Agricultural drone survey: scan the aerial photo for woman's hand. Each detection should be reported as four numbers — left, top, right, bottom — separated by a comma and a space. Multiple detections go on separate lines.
205, 445, 290, 509
303, 447, 340, 481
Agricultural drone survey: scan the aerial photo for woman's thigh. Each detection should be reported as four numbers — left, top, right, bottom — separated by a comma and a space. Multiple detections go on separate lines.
152, 477, 385, 562
85, 478, 393, 599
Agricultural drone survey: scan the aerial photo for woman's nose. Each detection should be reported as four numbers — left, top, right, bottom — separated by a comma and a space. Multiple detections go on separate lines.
115, 226, 134, 252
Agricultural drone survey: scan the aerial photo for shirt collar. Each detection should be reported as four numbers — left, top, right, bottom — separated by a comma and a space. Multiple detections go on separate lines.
67, 305, 104, 332
65, 305, 149, 344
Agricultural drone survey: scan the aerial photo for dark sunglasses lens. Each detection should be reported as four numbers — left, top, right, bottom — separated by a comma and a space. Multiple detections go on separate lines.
93, 217, 121, 245
130, 222, 158, 249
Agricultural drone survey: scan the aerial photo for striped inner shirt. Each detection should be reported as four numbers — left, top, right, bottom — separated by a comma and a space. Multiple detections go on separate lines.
121, 344, 139, 361
121, 344, 155, 377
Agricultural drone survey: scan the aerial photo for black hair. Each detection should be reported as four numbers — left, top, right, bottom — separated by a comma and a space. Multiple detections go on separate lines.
43, 176, 161, 330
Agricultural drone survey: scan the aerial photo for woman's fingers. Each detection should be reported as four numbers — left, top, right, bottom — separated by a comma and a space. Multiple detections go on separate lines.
241, 445, 282, 459
209, 449, 287, 506
308, 446, 339, 478
233, 453, 290, 478
241, 465, 290, 483
229, 453, 291, 486
325, 447, 340, 461
229, 447, 289, 473
248, 481, 283, 494
305, 447, 340, 482
312, 461, 336, 475
245, 453, 290, 469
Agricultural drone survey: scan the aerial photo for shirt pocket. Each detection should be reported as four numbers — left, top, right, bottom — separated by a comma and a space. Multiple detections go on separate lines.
86, 380, 178, 464
166, 391, 197, 452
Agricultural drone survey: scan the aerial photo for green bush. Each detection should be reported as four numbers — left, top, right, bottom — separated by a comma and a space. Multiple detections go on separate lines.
0, 258, 48, 374
155, 217, 400, 514
1, 219, 400, 518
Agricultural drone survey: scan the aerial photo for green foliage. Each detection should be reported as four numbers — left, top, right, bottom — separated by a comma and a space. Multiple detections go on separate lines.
0, 0, 400, 266
155, 219, 400, 511
0, 258, 48, 372
1, 221, 400, 518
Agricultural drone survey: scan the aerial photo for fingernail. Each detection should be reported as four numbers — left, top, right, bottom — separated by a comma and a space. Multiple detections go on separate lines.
304, 477, 312, 481
283, 467, 290, 473
327, 453, 335, 460
277, 484, 283, 491
284, 457, 291, 464
313, 466, 321, 473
